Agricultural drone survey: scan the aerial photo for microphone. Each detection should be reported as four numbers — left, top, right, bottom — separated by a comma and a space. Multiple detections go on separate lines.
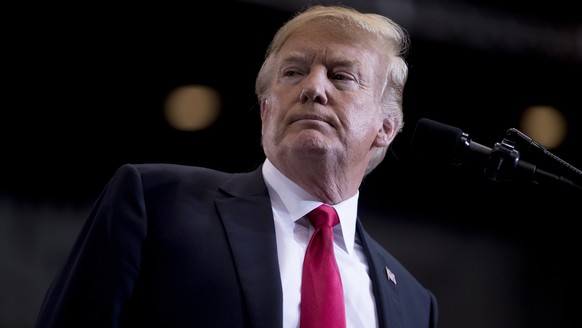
410, 117, 582, 191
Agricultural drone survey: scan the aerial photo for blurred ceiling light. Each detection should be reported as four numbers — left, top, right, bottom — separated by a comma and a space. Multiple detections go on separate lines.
519, 105, 567, 149
164, 84, 221, 131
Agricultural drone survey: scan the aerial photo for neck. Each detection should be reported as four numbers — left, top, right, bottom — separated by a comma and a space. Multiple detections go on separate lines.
271, 157, 363, 204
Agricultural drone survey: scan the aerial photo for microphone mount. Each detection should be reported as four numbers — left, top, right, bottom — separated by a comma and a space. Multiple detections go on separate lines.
478, 128, 582, 191
484, 137, 520, 183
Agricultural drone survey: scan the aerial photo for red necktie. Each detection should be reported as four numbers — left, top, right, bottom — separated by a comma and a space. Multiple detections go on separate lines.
300, 204, 346, 328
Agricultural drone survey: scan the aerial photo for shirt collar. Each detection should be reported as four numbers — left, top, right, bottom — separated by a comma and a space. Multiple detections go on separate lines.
262, 158, 359, 255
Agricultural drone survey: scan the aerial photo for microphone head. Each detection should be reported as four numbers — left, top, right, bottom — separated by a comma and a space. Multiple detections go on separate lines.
410, 118, 467, 166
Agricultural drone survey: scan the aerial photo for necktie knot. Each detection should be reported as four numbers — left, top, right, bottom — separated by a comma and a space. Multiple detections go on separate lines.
307, 204, 339, 228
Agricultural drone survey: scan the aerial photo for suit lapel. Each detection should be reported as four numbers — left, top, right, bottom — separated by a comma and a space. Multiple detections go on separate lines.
215, 167, 283, 328
214, 168, 404, 328
357, 220, 404, 328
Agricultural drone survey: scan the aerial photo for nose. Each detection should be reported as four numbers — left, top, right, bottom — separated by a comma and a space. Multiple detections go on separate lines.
299, 70, 328, 105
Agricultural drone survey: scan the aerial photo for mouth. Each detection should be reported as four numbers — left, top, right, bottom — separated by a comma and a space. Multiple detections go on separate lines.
290, 114, 333, 127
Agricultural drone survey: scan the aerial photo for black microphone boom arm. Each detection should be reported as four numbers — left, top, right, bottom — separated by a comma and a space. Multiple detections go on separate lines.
411, 117, 582, 192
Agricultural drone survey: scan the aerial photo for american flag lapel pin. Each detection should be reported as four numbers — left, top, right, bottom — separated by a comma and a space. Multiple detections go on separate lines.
385, 266, 397, 285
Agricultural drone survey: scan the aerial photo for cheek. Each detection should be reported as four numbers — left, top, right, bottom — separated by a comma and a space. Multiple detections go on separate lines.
347, 109, 382, 140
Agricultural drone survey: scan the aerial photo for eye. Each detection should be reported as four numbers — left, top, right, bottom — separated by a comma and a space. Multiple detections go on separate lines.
283, 69, 301, 77
331, 72, 355, 81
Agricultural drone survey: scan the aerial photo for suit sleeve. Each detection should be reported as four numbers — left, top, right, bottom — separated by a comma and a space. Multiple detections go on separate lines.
35, 164, 147, 328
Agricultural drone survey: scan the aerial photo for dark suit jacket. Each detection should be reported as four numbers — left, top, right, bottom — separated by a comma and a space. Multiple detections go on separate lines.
36, 163, 438, 328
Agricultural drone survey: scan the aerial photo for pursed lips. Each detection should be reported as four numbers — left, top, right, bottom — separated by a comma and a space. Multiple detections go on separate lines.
289, 114, 334, 128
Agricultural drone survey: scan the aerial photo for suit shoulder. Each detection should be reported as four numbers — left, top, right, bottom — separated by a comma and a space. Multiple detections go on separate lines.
116, 163, 230, 180
112, 163, 264, 191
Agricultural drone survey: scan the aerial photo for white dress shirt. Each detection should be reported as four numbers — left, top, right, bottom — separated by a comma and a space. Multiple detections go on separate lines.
262, 159, 378, 328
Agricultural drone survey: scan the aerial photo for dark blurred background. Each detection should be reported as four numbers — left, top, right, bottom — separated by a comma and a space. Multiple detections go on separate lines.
2, 1, 581, 327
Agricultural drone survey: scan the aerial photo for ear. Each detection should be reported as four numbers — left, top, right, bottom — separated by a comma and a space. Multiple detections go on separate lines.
260, 98, 269, 120
373, 117, 398, 147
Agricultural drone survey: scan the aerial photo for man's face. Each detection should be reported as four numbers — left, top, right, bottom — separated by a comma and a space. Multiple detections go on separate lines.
260, 24, 392, 172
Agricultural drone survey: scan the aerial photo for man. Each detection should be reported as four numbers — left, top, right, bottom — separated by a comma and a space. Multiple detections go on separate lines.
36, 4, 438, 327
